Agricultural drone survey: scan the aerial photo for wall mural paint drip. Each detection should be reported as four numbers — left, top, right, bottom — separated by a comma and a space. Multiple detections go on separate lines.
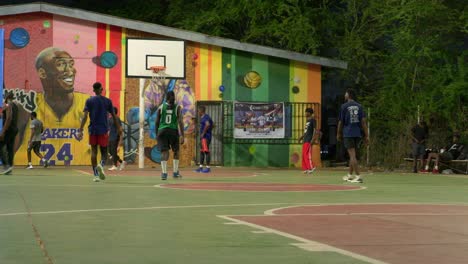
124, 78, 195, 163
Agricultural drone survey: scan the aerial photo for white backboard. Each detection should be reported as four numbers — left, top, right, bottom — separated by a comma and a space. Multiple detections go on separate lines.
126, 38, 185, 79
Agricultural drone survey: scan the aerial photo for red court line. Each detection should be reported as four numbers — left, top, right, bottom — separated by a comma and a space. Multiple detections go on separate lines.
160, 183, 362, 192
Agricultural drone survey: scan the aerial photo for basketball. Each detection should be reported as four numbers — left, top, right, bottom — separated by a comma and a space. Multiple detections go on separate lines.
244, 71, 262, 88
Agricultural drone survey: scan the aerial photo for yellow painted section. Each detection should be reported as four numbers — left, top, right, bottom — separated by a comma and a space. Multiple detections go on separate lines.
289, 61, 322, 168
210, 46, 223, 101
290, 61, 309, 103
105, 25, 110, 98
199, 44, 210, 100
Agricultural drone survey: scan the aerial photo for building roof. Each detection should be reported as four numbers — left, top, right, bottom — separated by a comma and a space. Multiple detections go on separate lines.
0, 2, 347, 69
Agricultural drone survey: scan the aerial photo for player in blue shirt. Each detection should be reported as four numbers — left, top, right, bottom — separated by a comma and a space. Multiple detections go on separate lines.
195, 106, 213, 173
337, 89, 368, 183
78, 82, 122, 182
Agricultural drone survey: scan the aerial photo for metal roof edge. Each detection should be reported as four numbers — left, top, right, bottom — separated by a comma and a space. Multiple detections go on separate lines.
0, 2, 347, 69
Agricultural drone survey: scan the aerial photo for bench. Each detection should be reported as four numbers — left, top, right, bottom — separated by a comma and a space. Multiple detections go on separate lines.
404, 158, 468, 175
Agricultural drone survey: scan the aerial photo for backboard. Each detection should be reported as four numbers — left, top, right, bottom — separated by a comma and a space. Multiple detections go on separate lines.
126, 38, 185, 79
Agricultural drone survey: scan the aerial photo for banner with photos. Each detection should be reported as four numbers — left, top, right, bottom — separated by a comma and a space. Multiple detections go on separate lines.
234, 102, 284, 138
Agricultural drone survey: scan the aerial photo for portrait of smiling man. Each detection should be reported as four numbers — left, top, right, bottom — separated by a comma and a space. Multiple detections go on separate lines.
14, 47, 91, 165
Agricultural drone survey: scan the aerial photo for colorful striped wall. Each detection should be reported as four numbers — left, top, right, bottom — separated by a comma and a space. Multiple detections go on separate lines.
193, 44, 322, 167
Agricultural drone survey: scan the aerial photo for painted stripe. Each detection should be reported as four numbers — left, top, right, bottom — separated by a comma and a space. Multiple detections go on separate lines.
307, 64, 321, 103
0, 29, 4, 107
210, 46, 223, 101
120, 28, 126, 120
207, 46, 212, 100
218, 215, 388, 264
235, 50, 253, 101
291, 61, 308, 103
105, 24, 110, 98
199, 44, 209, 100
96, 23, 107, 91
109, 25, 122, 111
194, 44, 201, 100
251, 54, 269, 101
229, 49, 236, 100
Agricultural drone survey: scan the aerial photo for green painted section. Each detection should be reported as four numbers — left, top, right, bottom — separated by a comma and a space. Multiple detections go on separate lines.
268, 57, 291, 102
222, 48, 234, 101
250, 54, 269, 102
221, 52, 293, 167
234, 50, 253, 102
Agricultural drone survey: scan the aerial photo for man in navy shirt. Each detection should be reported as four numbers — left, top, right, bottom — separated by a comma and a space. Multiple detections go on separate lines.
195, 106, 213, 173
78, 82, 122, 182
337, 89, 368, 183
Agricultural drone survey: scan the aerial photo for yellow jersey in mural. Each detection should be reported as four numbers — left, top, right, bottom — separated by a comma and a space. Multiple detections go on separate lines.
16, 92, 91, 166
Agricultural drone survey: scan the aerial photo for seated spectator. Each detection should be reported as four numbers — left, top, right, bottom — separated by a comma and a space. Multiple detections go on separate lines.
422, 133, 465, 174
410, 121, 428, 173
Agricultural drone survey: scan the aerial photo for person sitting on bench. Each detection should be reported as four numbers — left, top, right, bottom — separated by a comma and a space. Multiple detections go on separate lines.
422, 133, 465, 174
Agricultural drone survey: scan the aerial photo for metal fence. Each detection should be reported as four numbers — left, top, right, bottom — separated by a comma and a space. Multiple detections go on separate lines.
195, 101, 320, 165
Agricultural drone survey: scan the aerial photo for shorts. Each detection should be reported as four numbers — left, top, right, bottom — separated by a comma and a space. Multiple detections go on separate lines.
28, 141, 41, 152
201, 138, 211, 153
89, 134, 109, 147
158, 128, 179, 152
344, 137, 361, 150
412, 143, 425, 158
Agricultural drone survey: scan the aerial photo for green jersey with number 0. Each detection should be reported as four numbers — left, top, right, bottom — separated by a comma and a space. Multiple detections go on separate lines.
159, 103, 178, 130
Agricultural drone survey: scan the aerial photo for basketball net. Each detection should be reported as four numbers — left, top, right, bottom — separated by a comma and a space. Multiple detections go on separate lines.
150, 66, 167, 85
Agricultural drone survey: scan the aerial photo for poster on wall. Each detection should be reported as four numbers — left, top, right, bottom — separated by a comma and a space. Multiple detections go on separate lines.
234, 102, 284, 138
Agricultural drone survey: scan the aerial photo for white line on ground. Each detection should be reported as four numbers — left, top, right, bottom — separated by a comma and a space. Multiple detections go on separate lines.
263, 203, 468, 216
218, 215, 389, 264
0, 203, 296, 217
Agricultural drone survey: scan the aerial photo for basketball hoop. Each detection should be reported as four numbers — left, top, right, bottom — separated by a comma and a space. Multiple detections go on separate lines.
150, 66, 166, 84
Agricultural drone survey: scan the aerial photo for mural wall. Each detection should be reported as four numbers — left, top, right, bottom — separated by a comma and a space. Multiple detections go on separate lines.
0, 13, 126, 165
193, 43, 322, 168
1, 12, 322, 168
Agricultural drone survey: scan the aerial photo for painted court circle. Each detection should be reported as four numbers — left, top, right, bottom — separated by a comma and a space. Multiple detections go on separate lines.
158, 183, 363, 192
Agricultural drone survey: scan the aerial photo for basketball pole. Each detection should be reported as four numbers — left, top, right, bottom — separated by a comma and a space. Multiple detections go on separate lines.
138, 78, 145, 169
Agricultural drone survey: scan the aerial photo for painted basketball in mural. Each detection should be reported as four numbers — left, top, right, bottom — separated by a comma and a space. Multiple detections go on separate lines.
243, 71, 262, 88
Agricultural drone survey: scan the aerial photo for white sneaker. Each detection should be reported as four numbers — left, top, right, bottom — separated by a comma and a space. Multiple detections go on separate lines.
343, 174, 355, 182
349, 176, 363, 183
93, 177, 100, 182
108, 165, 118, 171
97, 164, 106, 180
308, 167, 316, 174
26, 165, 33, 169
119, 161, 127, 171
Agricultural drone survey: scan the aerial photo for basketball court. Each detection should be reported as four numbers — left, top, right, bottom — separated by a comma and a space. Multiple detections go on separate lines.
1, 167, 468, 264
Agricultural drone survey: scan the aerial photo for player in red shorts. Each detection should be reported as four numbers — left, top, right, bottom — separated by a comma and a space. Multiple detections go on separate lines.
78, 82, 122, 182
195, 106, 213, 173
298, 108, 318, 174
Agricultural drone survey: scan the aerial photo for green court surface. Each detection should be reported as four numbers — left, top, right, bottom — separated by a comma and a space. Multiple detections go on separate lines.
1, 166, 467, 264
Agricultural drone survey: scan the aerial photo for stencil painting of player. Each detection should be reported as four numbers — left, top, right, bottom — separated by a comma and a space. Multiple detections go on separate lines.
15, 47, 90, 165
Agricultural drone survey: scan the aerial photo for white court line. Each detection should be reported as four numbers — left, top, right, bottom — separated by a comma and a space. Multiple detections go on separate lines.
0, 183, 155, 188
218, 215, 388, 264
264, 203, 468, 216
0, 202, 297, 217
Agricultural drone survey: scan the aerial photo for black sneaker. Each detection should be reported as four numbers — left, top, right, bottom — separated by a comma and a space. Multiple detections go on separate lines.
173, 171, 182, 179
43, 160, 49, 168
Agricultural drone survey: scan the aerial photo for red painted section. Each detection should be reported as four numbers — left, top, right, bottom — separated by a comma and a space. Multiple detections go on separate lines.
161, 183, 361, 192
96, 23, 107, 94
109, 25, 122, 111
3, 13, 54, 91
232, 204, 468, 264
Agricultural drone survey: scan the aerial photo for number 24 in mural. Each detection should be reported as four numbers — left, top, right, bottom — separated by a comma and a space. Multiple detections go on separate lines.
40, 143, 74, 166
